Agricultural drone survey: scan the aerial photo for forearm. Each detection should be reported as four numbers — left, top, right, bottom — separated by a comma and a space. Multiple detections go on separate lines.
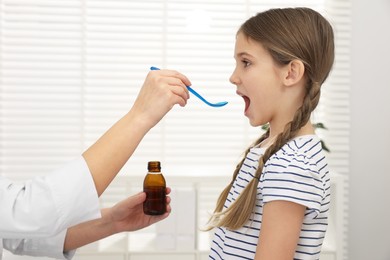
82, 110, 150, 196
64, 190, 171, 251
82, 69, 190, 196
63, 209, 114, 251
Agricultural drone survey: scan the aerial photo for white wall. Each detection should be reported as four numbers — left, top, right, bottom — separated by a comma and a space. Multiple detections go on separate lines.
350, 0, 390, 259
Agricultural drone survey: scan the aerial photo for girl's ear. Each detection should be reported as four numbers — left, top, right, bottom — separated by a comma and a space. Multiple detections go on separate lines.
283, 59, 305, 86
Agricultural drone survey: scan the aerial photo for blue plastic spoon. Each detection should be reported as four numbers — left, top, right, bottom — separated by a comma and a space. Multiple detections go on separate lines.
150, 66, 228, 107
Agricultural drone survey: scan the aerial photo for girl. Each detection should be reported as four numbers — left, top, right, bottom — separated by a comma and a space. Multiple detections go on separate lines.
207, 7, 334, 260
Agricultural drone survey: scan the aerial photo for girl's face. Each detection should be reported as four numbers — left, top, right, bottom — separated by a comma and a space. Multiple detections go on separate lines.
230, 32, 286, 127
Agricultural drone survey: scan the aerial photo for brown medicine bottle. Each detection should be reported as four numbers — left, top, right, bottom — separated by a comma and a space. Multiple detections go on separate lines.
143, 161, 166, 215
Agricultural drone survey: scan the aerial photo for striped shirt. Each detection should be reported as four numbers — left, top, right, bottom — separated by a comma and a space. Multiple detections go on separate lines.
209, 135, 331, 260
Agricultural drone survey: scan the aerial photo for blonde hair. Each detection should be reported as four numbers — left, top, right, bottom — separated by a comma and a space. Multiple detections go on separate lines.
207, 7, 334, 230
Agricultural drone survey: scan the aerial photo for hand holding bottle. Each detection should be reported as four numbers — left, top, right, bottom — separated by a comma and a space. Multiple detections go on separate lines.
64, 189, 171, 251
108, 189, 171, 232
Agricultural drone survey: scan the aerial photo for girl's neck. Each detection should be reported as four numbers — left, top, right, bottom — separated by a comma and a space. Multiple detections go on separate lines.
260, 121, 315, 148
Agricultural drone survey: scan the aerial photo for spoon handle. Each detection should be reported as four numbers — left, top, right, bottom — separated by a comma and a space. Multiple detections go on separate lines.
150, 66, 228, 107
186, 86, 214, 106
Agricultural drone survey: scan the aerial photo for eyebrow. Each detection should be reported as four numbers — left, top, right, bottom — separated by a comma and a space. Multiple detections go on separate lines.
235, 51, 254, 58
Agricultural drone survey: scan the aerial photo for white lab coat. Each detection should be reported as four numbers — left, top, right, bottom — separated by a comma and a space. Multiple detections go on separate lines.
0, 157, 101, 259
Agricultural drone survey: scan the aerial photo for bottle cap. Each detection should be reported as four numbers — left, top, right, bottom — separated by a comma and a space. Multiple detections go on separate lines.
148, 161, 161, 171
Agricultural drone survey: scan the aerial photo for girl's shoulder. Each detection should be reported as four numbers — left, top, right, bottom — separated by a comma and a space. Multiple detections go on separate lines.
280, 134, 322, 156
268, 134, 325, 168
260, 135, 330, 218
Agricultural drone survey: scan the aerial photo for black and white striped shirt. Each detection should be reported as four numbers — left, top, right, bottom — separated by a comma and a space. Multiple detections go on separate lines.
209, 135, 331, 260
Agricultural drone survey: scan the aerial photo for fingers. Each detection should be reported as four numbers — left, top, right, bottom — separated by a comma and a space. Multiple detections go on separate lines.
149, 204, 171, 223
165, 189, 172, 214
165, 85, 188, 108
134, 191, 146, 203
120, 192, 146, 208
130, 68, 193, 129
149, 69, 191, 103
132, 188, 171, 207
151, 68, 192, 86
166, 78, 190, 102
127, 188, 171, 216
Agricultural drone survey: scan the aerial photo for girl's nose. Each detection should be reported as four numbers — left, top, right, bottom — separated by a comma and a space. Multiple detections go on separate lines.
229, 69, 240, 85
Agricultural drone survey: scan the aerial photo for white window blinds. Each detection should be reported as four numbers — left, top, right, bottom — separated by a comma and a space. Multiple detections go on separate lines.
0, 0, 350, 179
0, 1, 85, 179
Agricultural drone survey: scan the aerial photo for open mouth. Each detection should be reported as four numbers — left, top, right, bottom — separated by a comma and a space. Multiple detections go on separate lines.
242, 95, 250, 113
236, 91, 251, 114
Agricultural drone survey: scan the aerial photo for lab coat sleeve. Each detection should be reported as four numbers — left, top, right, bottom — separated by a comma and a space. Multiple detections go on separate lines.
2, 230, 76, 260
0, 156, 101, 239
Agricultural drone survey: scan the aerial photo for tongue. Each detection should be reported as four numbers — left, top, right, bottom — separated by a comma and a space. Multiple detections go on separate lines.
243, 96, 250, 112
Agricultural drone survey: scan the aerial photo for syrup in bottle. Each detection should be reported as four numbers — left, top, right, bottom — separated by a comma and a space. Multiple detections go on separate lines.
143, 161, 166, 215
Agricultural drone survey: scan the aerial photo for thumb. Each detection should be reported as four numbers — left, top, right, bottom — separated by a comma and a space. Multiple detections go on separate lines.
121, 192, 146, 208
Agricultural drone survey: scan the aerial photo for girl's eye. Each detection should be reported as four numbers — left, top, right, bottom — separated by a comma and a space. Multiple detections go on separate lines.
242, 60, 251, 67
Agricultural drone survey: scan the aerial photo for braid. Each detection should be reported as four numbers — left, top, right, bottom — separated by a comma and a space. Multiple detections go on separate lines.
207, 81, 320, 231
205, 129, 269, 230
252, 79, 321, 188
